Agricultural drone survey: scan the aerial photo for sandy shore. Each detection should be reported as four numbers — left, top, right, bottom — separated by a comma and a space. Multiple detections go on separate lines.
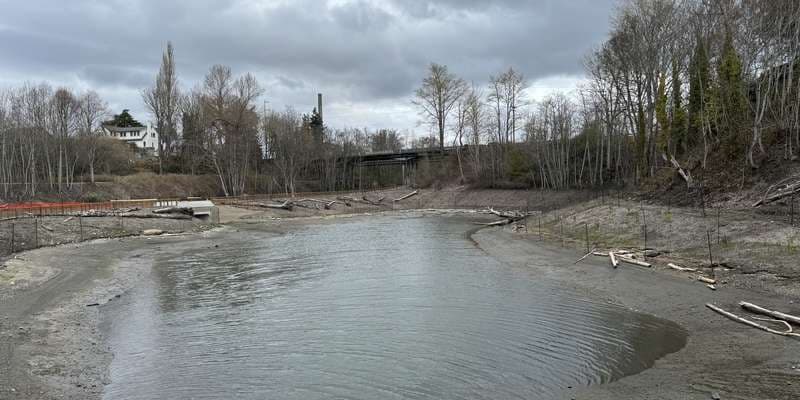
1, 199, 799, 399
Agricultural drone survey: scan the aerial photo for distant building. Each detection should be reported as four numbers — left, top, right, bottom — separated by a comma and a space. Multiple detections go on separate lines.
102, 124, 159, 157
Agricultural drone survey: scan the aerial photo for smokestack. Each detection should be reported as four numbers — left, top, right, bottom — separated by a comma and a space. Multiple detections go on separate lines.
317, 93, 323, 124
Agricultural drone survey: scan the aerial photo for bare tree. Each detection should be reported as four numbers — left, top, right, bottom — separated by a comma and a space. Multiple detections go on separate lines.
201, 65, 263, 196
77, 90, 108, 183
413, 63, 467, 153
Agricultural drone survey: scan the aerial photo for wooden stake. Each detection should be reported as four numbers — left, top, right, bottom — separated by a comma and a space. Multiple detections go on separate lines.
584, 222, 590, 254
706, 229, 714, 269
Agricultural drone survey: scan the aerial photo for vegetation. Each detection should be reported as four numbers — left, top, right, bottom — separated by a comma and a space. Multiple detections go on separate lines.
0, 0, 798, 201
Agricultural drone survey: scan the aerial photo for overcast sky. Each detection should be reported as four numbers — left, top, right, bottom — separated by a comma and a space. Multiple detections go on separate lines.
0, 0, 615, 135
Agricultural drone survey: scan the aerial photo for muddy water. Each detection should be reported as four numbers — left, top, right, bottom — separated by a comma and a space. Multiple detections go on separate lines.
101, 216, 686, 400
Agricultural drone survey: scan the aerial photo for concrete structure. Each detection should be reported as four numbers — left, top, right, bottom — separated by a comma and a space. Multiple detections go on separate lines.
102, 124, 159, 156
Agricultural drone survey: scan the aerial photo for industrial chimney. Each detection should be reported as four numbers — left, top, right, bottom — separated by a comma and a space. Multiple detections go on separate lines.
317, 93, 323, 124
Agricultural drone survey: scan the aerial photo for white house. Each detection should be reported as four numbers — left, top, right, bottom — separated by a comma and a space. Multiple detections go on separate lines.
102, 124, 159, 156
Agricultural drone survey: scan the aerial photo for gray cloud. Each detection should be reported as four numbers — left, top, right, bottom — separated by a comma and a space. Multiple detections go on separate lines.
0, 0, 615, 130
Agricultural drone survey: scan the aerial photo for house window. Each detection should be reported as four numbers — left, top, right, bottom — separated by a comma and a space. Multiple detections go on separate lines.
151, 132, 155, 137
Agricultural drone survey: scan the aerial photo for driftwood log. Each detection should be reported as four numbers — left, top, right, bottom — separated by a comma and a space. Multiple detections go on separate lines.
740, 301, 800, 326
706, 303, 800, 338
393, 190, 419, 202
618, 255, 651, 268
668, 262, 697, 272
475, 219, 512, 227
670, 155, 694, 188
609, 251, 619, 268
251, 201, 294, 211
698, 276, 717, 285
753, 177, 800, 207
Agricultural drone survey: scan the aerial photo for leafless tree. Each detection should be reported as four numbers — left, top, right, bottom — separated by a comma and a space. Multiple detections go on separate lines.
413, 63, 467, 153
77, 90, 108, 183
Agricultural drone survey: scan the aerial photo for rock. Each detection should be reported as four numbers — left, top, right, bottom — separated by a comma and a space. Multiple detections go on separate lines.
711, 391, 721, 400
142, 229, 164, 236
643, 249, 661, 257
86, 303, 100, 307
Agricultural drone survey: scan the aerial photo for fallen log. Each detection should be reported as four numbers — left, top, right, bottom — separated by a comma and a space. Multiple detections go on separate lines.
592, 251, 608, 257
698, 276, 717, 285
753, 178, 800, 207
668, 262, 697, 272
706, 303, 800, 338
487, 207, 528, 221
609, 251, 619, 268
393, 190, 419, 202
252, 201, 294, 211
618, 255, 651, 268
739, 301, 800, 326
670, 155, 694, 188
475, 219, 511, 226
362, 196, 385, 206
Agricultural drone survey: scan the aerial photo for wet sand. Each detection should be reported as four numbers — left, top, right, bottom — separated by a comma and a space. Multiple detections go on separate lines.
1, 212, 798, 399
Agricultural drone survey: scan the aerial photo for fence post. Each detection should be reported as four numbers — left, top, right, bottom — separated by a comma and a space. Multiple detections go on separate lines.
34, 217, 38, 248
79, 216, 83, 242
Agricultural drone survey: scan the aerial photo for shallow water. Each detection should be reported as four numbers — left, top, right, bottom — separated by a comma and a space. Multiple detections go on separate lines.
102, 216, 686, 400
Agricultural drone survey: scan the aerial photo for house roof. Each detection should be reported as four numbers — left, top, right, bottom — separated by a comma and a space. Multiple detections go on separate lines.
103, 125, 147, 132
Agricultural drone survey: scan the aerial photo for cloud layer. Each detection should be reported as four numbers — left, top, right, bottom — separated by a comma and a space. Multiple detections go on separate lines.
0, 0, 614, 131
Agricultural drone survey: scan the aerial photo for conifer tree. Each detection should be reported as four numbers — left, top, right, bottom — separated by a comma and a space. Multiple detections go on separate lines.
716, 30, 748, 153
670, 59, 686, 155
688, 39, 709, 151
656, 72, 670, 156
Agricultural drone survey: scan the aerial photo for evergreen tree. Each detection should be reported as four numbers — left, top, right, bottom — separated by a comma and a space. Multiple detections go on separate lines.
688, 39, 709, 151
716, 30, 748, 151
636, 104, 647, 174
655, 72, 670, 156
670, 59, 686, 155
104, 109, 144, 127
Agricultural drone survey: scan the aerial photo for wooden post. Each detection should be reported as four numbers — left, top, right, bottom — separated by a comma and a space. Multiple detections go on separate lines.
641, 204, 647, 255
79, 216, 83, 242
10, 223, 15, 253
717, 208, 721, 244
791, 193, 795, 226
585, 222, 590, 254
706, 229, 714, 270
538, 213, 542, 240
560, 216, 564, 246
34, 218, 38, 248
